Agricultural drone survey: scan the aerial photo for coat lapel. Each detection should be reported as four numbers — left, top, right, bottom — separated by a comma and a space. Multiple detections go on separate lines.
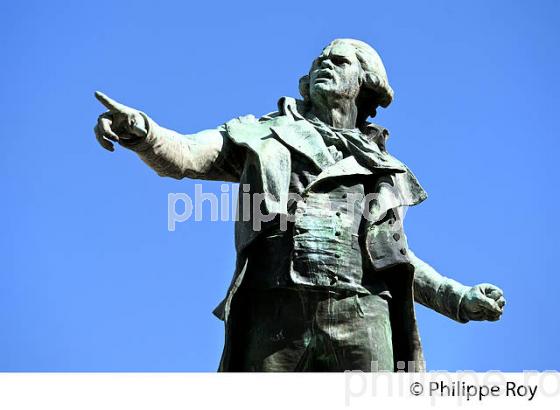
270, 120, 335, 170
304, 155, 373, 193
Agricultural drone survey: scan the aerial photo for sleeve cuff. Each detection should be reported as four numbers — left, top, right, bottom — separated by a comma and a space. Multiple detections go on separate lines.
436, 278, 471, 323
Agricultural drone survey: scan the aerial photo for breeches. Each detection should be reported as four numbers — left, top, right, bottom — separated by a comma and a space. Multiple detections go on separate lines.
228, 288, 394, 372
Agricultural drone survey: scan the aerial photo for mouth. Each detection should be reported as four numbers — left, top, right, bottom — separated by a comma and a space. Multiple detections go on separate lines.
314, 70, 334, 81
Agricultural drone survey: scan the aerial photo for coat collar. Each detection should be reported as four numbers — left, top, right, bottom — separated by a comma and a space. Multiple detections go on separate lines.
271, 97, 407, 175
269, 96, 333, 170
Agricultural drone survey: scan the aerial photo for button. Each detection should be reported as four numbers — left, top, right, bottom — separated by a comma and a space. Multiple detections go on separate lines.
388, 219, 394, 225
335, 254, 341, 259
335, 231, 341, 236
341, 193, 347, 199
393, 233, 400, 241
336, 211, 341, 217
399, 248, 407, 255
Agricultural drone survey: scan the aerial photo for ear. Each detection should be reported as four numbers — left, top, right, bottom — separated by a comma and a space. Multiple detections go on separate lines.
299, 75, 310, 101
363, 71, 380, 89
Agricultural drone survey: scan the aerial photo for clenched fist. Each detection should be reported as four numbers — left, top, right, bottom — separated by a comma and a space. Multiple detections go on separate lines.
93, 91, 148, 152
459, 283, 506, 322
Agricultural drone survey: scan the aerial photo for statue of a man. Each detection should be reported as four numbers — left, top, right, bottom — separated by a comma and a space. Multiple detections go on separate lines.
94, 38, 505, 372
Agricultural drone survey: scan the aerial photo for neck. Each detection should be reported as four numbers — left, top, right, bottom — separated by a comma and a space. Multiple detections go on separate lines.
310, 97, 358, 129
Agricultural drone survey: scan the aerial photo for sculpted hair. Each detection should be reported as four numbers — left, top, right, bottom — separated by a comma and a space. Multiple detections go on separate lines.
299, 39, 394, 125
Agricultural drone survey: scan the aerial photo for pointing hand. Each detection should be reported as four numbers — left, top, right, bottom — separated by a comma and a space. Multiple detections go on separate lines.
93, 91, 148, 152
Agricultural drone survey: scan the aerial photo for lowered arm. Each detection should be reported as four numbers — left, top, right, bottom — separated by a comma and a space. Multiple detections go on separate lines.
409, 249, 470, 323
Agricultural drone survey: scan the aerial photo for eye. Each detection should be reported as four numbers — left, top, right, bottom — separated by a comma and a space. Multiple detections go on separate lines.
332, 56, 349, 66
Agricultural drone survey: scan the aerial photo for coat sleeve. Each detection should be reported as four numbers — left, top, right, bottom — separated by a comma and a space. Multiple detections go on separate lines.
122, 113, 245, 182
409, 249, 471, 323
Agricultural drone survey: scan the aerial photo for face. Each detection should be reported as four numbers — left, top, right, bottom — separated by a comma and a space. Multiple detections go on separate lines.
308, 42, 363, 104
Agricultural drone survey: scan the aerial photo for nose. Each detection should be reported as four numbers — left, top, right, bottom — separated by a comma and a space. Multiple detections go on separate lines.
320, 58, 334, 69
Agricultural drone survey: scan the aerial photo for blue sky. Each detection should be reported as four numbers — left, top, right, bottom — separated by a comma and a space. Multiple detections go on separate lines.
1, 0, 559, 371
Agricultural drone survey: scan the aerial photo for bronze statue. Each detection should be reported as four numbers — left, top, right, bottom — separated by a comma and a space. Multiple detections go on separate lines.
94, 38, 505, 371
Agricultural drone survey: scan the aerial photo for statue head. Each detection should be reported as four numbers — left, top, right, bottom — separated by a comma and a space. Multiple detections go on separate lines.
299, 39, 393, 126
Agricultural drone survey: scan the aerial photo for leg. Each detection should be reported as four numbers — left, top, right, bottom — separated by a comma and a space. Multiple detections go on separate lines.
317, 293, 394, 372
228, 289, 314, 372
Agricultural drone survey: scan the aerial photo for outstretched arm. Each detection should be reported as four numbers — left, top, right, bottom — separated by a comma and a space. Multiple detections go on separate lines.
93, 91, 244, 182
410, 249, 505, 323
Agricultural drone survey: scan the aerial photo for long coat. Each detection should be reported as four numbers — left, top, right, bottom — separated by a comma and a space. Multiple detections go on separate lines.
132, 97, 470, 372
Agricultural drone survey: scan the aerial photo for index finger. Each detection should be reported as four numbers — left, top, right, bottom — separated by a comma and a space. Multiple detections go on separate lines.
95, 91, 129, 113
